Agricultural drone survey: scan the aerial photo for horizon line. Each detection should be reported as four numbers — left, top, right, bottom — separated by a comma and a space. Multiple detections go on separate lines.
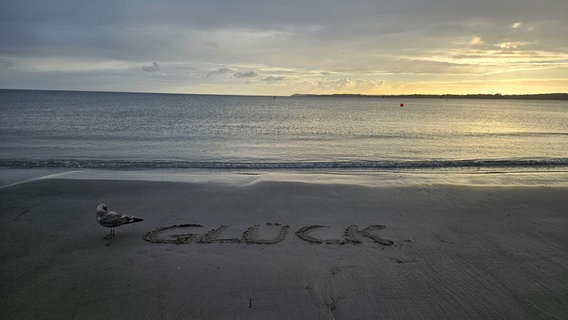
2, 88, 567, 100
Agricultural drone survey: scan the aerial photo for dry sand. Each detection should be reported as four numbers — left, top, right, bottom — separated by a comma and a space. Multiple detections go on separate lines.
1, 173, 567, 319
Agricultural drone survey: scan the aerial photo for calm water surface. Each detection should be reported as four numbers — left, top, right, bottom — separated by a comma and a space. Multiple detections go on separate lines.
1, 89, 567, 170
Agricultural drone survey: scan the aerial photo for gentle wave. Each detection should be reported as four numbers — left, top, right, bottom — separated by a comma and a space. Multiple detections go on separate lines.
2, 159, 568, 170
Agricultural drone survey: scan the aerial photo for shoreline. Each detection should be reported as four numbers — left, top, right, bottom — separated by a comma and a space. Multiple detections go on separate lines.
1, 176, 567, 319
2, 167, 568, 189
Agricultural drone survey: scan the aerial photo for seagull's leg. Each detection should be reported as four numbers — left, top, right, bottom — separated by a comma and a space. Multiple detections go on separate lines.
104, 228, 115, 239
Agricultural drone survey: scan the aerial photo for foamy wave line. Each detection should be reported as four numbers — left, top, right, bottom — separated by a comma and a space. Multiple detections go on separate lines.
1, 158, 568, 170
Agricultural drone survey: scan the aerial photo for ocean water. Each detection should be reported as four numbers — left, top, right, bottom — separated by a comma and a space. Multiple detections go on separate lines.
1, 89, 567, 171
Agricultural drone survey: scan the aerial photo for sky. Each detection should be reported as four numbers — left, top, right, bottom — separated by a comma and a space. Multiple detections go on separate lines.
1, 0, 567, 96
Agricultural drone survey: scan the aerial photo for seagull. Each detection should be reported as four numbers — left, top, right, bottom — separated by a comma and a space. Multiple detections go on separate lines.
96, 203, 143, 239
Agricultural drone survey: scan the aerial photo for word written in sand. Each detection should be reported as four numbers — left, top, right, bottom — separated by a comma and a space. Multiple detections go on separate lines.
144, 223, 394, 245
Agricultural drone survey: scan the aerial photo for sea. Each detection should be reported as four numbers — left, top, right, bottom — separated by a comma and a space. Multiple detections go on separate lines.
1, 89, 567, 176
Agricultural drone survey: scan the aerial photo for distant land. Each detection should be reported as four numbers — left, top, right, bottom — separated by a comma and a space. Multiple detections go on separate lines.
291, 93, 568, 100
2, 89, 567, 100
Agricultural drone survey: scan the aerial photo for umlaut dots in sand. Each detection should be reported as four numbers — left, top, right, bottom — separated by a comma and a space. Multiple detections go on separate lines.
242, 224, 290, 244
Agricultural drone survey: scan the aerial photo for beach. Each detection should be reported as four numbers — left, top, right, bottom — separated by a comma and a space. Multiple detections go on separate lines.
1, 171, 567, 319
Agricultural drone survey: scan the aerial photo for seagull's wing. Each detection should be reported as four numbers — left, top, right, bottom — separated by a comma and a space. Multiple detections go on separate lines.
107, 210, 143, 226
98, 210, 124, 227
97, 206, 144, 228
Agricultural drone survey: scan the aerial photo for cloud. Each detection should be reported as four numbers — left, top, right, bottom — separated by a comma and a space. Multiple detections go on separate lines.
206, 67, 232, 77
262, 76, 285, 83
233, 71, 258, 78
495, 41, 531, 49
142, 62, 160, 72
315, 78, 385, 93
203, 41, 220, 49
1, 0, 567, 94
469, 36, 485, 46
0, 59, 13, 69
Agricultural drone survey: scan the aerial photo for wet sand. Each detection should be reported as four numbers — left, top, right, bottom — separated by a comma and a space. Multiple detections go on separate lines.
1, 176, 567, 319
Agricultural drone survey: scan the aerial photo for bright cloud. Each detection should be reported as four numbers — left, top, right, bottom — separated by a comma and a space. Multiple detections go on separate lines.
469, 36, 485, 46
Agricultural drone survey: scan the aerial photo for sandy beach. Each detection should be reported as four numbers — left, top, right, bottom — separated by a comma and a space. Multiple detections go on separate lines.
1, 172, 567, 319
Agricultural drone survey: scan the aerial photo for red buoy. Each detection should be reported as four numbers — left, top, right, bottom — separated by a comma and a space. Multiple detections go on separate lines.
400, 103, 404, 107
